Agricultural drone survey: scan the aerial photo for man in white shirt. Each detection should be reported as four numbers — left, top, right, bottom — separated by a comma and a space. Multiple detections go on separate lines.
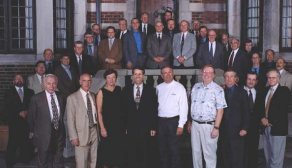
156, 66, 188, 168
139, 12, 155, 36
66, 73, 99, 168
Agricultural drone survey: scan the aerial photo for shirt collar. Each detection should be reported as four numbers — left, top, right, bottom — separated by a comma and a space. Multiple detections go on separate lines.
201, 81, 214, 88
122, 30, 127, 34
134, 83, 143, 90
270, 83, 279, 91
15, 86, 23, 91
279, 69, 284, 74
76, 54, 82, 60
45, 90, 56, 97
80, 88, 90, 96
244, 85, 255, 92
61, 64, 70, 69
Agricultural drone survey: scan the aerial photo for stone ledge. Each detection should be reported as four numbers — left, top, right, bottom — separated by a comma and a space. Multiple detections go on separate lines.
0, 54, 43, 65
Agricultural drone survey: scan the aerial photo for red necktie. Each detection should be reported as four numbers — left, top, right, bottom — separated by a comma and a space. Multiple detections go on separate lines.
228, 51, 234, 69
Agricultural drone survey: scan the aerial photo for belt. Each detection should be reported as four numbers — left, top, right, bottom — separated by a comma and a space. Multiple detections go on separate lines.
159, 115, 179, 120
193, 120, 215, 125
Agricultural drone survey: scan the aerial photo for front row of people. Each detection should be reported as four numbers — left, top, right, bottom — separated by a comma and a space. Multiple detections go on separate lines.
4, 65, 290, 168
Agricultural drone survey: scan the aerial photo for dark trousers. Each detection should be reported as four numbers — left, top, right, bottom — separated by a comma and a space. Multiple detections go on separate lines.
221, 136, 244, 168
37, 126, 64, 168
6, 119, 33, 168
158, 117, 182, 168
244, 119, 260, 168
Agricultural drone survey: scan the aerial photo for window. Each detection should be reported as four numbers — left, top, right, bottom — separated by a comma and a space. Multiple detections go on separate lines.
246, 0, 261, 47
53, 0, 74, 54
281, 0, 292, 51
0, 0, 36, 53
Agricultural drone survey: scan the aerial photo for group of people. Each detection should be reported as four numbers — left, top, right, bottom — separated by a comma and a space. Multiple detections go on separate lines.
3, 10, 292, 168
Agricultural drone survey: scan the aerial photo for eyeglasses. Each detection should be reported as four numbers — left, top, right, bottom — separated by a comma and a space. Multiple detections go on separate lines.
202, 70, 214, 74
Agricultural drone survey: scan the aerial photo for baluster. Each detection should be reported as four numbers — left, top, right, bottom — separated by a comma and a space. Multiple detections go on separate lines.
175, 75, 181, 83
153, 76, 158, 88
186, 75, 192, 96
143, 76, 148, 84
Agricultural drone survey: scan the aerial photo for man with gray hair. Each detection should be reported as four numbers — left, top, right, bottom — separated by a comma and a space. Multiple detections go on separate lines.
28, 74, 66, 168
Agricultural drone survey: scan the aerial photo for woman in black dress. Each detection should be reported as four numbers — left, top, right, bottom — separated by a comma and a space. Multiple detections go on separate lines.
96, 69, 124, 168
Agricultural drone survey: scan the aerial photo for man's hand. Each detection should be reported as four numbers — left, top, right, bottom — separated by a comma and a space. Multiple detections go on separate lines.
29, 133, 34, 139
211, 129, 219, 138
239, 130, 247, 136
126, 62, 133, 69
19, 111, 27, 118
177, 57, 185, 64
176, 127, 183, 136
187, 121, 192, 133
71, 139, 79, 146
101, 129, 108, 137
154, 57, 160, 63
261, 118, 271, 126
107, 58, 115, 64
150, 130, 156, 136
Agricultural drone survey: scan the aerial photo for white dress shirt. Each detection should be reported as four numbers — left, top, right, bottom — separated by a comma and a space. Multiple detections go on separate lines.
156, 80, 188, 128
244, 86, 256, 102
181, 32, 188, 42
119, 30, 128, 39
80, 89, 97, 124
142, 23, 148, 34
279, 69, 284, 74
37, 74, 45, 85
156, 32, 162, 39
45, 91, 60, 121
133, 83, 143, 98
228, 48, 239, 66
75, 54, 83, 64
265, 83, 279, 106
209, 41, 216, 56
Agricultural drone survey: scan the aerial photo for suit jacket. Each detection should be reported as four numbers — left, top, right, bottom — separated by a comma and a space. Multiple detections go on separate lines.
139, 23, 156, 36
123, 30, 147, 68
146, 33, 172, 68
123, 84, 158, 136
69, 54, 95, 77
226, 49, 249, 85
98, 38, 123, 69
196, 41, 225, 69
279, 69, 292, 90
27, 91, 65, 150
45, 59, 60, 74
66, 90, 99, 146
249, 65, 267, 91
53, 65, 79, 97
197, 36, 209, 47
172, 32, 197, 67
115, 30, 129, 40
83, 44, 99, 73
163, 28, 179, 42
26, 73, 44, 94
93, 33, 106, 46
260, 61, 276, 71
259, 85, 290, 136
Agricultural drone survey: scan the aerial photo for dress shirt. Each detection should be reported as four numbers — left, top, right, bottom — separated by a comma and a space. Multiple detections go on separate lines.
156, 32, 162, 38
15, 86, 24, 96
75, 54, 82, 64
244, 86, 256, 102
94, 34, 100, 45
279, 69, 284, 74
45, 91, 60, 121
265, 83, 279, 106
37, 74, 45, 85
191, 82, 227, 122
201, 37, 207, 43
209, 41, 216, 56
119, 30, 127, 39
251, 66, 260, 75
108, 38, 115, 45
228, 48, 239, 66
156, 80, 188, 128
181, 32, 188, 42
80, 88, 97, 124
87, 44, 94, 56
142, 23, 148, 34
61, 64, 72, 80
133, 31, 143, 53
133, 83, 143, 99
45, 61, 52, 69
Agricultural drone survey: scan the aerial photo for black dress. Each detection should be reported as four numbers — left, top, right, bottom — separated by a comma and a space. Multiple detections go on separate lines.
99, 86, 124, 166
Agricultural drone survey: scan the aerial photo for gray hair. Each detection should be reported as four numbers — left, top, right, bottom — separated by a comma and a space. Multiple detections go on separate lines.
45, 74, 58, 83
266, 69, 281, 78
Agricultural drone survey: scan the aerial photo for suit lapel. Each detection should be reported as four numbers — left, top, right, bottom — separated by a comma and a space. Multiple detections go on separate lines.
56, 92, 63, 118
77, 90, 88, 117
129, 32, 137, 51
41, 91, 52, 120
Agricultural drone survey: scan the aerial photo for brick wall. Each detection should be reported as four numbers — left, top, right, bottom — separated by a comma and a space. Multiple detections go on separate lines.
87, 12, 124, 24
189, 0, 226, 3
192, 11, 226, 24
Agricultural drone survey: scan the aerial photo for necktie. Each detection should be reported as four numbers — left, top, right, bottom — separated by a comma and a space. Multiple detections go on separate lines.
121, 32, 124, 40
249, 89, 254, 111
265, 88, 274, 118
88, 45, 93, 56
170, 31, 173, 38
18, 88, 23, 103
181, 33, 185, 55
86, 93, 95, 127
78, 57, 82, 75
48, 62, 52, 73
228, 51, 234, 69
95, 35, 99, 45
135, 86, 141, 110
254, 68, 258, 75
41, 75, 45, 90
210, 43, 213, 57
158, 34, 161, 46
143, 25, 146, 34
109, 39, 113, 50
67, 68, 72, 80
51, 94, 59, 130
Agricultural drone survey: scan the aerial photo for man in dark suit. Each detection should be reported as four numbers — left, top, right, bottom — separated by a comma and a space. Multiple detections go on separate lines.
123, 18, 147, 69
244, 40, 257, 67
259, 69, 290, 168
123, 67, 158, 168
115, 18, 129, 41
91, 24, 105, 46
163, 19, 180, 41
147, 21, 172, 69
226, 38, 249, 86
83, 31, 99, 73
28, 74, 66, 168
260, 49, 276, 71
220, 70, 249, 168
70, 41, 95, 77
196, 30, 225, 69
243, 72, 261, 168
43, 48, 60, 74
4, 74, 34, 168
162, 11, 179, 33
139, 12, 155, 36
197, 26, 208, 47
221, 33, 232, 54
189, 20, 200, 41
53, 54, 79, 97
250, 52, 267, 90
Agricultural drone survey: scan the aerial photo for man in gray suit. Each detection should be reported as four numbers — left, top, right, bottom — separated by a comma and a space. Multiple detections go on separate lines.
196, 30, 225, 69
147, 21, 172, 69
27, 61, 46, 94
276, 57, 292, 90
172, 20, 196, 68
28, 74, 65, 168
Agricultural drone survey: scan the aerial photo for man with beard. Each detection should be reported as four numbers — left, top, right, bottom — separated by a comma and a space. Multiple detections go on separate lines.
4, 74, 34, 168
275, 57, 292, 90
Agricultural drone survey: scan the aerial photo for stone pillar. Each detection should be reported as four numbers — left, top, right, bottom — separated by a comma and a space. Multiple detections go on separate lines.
227, 0, 241, 39
178, 0, 192, 23
74, 0, 87, 41
262, 0, 280, 54
125, 0, 136, 30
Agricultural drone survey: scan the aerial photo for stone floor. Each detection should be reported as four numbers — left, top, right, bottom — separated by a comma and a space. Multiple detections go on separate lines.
0, 135, 291, 168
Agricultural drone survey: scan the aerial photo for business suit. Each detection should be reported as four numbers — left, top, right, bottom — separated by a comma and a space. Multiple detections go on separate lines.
172, 32, 197, 67
115, 29, 129, 40
98, 38, 123, 69
27, 91, 66, 168
260, 61, 276, 71
163, 28, 179, 67
26, 73, 44, 94
226, 49, 249, 86
197, 36, 208, 47
123, 84, 158, 168
147, 33, 172, 68
279, 69, 292, 90
83, 43, 99, 73
66, 89, 99, 168
69, 54, 95, 77
45, 60, 60, 74
53, 65, 79, 97
139, 23, 156, 36
259, 85, 290, 168
123, 30, 147, 68
220, 85, 249, 168
196, 41, 225, 69
4, 86, 34, 168
251, 65, 268, 91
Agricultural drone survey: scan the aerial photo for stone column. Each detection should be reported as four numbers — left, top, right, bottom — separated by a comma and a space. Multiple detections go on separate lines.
263, 0, 280, 53
125, 0, 136, 30
227, 0, 241, 39
178, 0, 192, 23
74, 0, 87, 41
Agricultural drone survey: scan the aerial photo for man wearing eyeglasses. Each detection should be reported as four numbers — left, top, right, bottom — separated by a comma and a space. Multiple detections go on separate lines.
187, 65, 227, 168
